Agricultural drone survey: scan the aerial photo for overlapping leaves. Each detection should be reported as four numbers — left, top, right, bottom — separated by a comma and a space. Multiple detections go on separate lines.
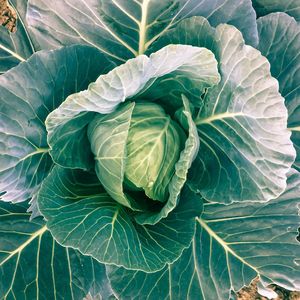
37, 166, 203, 272
108, 170, 300, 300
45, 43, 219, 171
0, 45, 114, 204
0, 201, 114, 299
0, 1, 299, 299
253, 0, 300, 21
152, 17, 296, 203
257, 13, 300, 170
26, 0, 258, 64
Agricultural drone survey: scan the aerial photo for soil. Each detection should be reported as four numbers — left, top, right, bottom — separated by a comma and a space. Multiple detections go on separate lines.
238, 278, 300, 300
0, 0, 17, 33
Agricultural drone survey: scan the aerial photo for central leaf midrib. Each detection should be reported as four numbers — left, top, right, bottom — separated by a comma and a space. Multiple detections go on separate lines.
196, 218, 258, 274
289, 125, 300, 132
195, 112, 245, 126
0, 225, 47, 267
138, 0, 151, 55
0, 43, 26, 62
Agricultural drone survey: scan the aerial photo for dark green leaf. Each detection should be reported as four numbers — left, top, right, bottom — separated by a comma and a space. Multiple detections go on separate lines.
0, 45, 112, 204
108, 170, 300, 300
26, 0, 258, 63
0, 201, 114, 300
185, 22, 295, 203
253, 0, 300, 22
37, 166, 203, 272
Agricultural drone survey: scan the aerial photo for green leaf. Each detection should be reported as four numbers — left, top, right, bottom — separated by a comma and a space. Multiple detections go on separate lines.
88, 102, 186, 211
0, 201, 114, 300
107, 170, 300, 300
37, 166, 203, 272
0, 0, 34, 74
150, 17, 296, 203
0, 45, 111, 204
26, 0, 258, 62
88, 98, 199, 225
124, 102, 186, 203
149, 16, 217, 55
88, 102, 140, 210
186, 23, 295, 203
257, 13, 300, 170
46, 44, 219, 149
134, 96, 200, 225
253, 0, 300, 22
174, 0, 258, 47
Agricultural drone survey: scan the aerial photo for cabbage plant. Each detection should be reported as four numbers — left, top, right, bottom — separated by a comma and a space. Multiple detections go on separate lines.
0, 0, 300, 299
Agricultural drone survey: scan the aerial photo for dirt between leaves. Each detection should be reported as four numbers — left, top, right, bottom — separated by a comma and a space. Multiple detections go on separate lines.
238, 278, 300, 300
0, 0, 17, 33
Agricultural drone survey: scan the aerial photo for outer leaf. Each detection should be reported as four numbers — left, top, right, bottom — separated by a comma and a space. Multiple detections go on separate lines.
149, 16, 217, 55
187, 23, 295, 203
108, 170, 300, 300
0, 0, 34, 74
0, 45, 111, 204
153, 17, 296, 203
175, 0, 258, 46
46, 44, 219, 159
26, 0, 258, 62
0, 201, 114, 300
257, 13, 300, 170
37, 166, 203, 272
252, 0, 300, 22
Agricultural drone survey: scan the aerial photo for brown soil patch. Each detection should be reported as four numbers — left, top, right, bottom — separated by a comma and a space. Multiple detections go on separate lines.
238, 278, 300, 300
0, 0, 17, 33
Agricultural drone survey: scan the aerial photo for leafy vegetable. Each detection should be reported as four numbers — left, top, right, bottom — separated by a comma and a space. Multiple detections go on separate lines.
0, 1, 299, 299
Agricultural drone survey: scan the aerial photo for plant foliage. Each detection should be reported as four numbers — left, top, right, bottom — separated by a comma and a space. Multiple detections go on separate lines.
0, 1, 299, 299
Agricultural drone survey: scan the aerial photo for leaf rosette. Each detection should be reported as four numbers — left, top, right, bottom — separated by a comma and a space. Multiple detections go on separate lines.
0, 1, 299, 298
36, 28, 295, 271
37, 44, 220, 271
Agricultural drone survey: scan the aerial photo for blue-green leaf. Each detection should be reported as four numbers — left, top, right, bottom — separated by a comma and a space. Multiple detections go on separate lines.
26, 0, 258, 62
253, 0, 300, 22
46, 44, 219, 167
0, 0, 34, 74
0, 45, 111, 204
108, 170, 300, 300
187, 23, 295, 203
37, 166, 203, 272
149, 16, 217, 54
150, 16, 295, 203
0, 201, 114, 300
257, 13, 300, 170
